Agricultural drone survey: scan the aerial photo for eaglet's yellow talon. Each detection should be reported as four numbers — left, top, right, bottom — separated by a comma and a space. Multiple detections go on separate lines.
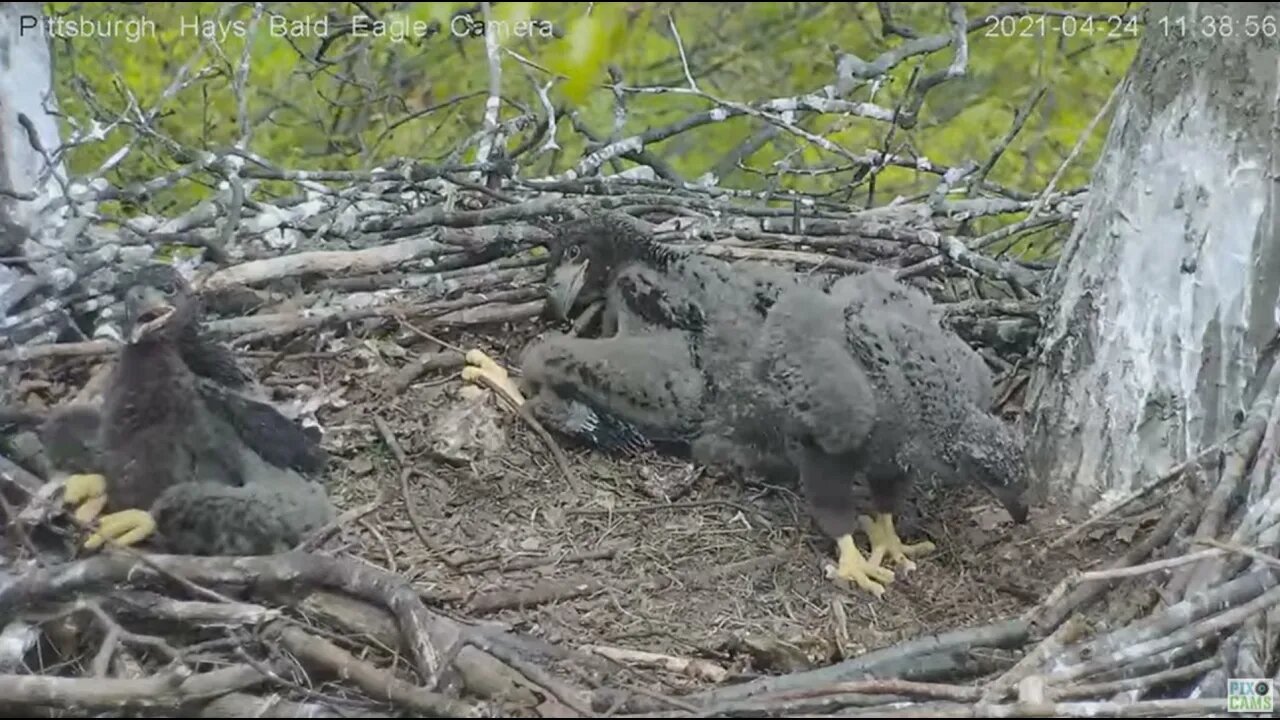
63, 473, 108, 524
63, 472, 106, 505
74, 495, 108, 524
84, 509, 156, 550
828, 534, 896, 598
859, 512, 936, 572
461, 349, 526, 406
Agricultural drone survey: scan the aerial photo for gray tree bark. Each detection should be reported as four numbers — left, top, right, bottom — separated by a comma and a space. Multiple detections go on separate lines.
1026, 2, 1280, 513
0, 2, 65, 257
0, 2, 67, 403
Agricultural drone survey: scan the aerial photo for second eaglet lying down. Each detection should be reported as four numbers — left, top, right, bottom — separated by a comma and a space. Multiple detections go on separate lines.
517, 329, 707, 455
460, 330, 707, 456
462, 209, 779, 453
49, 264, 335, 556
699, 270, 1031, 597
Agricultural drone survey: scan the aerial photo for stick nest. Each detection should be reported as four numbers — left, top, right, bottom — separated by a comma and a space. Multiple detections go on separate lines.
1, 176, 1275, 718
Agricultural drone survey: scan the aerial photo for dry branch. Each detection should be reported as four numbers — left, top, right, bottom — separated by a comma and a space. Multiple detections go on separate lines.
292, 591, 539, 707
674, 619, 1028, 712
0, 553, 445, 686
467, 577, 605, 614
199, 235, 453, 290
269, 622, 484, 717
581, 645, 728, 684
197, 691, 389, 718
0, 664, 269, 711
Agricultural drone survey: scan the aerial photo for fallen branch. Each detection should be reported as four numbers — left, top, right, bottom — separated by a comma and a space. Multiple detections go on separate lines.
1050, 655, 1222, 701
1050, 577, 1280, 683
0, 664, 269, 711
292, 591, 539, 707
269, 622, 484, 717
675, 619, 1028, 711
198, 235, 454, 290
389, 350, 467, 393
197, 691, 390, 718
0, 553, 444, 688
460, 546, 618, 574
1029, 491, 1192, 633
581, 644, 728, 683
841, 697, 1229, 718
105, 590, 280, 627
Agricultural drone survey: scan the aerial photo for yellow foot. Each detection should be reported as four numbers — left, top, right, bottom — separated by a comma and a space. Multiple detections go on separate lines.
84, 509, 156, 550
461, 349, 527, 407
826, 534, 896, 598
859, 512, 936, 572
63, 473, 108, 524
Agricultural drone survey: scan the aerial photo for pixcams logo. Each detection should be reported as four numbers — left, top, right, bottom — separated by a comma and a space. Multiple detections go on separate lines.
1228, 678, 1274, 713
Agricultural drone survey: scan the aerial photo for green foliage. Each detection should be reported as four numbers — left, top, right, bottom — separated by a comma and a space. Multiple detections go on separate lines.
44, 1, 1140, 223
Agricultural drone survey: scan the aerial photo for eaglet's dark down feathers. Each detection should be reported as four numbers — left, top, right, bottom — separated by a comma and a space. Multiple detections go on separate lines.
695, 269, 1031, 596
48, 263, 334, 556
464, 210, 826, 456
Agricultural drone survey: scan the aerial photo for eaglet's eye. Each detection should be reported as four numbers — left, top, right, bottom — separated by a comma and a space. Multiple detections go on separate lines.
566, 245, 581, 261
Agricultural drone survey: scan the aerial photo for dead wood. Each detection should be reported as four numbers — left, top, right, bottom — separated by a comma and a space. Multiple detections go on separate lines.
198, 235, 454, 290
668, 619, 1029, 712
196, 691, 391, 718
267, 621, 486, 717
837, 697, 1229, 718
0, 663, 270, 711
293, 590, 539, 707
1029, 489, 1192, 633
0, 553, 446, 686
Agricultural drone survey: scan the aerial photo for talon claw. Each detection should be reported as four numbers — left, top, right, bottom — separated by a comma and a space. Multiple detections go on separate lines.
461, 349, 527, 406
74, 495, 108, 524
832, 534, 895, 597
860, 513, 935, 573
84, 509, 156, 550
63, 473, 106, 506
63, 473, 110, 524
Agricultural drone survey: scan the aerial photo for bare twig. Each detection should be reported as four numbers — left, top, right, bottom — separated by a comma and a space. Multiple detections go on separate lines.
269, 622, 484, 717
0, 664, 269, 711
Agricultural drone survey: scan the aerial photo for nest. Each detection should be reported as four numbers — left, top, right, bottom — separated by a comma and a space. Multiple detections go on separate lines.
0, 154, 1274, 718
3, 255, 1277, 717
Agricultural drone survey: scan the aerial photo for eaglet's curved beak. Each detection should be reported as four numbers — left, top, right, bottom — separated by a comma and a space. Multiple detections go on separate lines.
125, 286, 176, 343
545, 258, 590, 322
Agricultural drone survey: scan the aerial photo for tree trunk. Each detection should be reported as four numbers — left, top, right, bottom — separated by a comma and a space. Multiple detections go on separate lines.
0, 2, 65, 245
1026, 2, 1280, 513
0, 2, 67, 402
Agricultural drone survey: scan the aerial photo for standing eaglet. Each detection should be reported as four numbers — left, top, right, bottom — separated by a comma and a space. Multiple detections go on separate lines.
700, 270, 1030, 597
51, 264, 335, 556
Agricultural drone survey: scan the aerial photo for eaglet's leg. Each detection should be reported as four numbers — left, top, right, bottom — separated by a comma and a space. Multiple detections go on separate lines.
61, 471, 152, 555
64, 469, 156, 551
62, 472, 110, 524
857, 459, 935, 573
832, 533, 897, 598
84, 509, 157, 550
793, 450, 896, 597
859, 513, 935, 572
462, 349, 527, 407
42, 405, 112, 525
